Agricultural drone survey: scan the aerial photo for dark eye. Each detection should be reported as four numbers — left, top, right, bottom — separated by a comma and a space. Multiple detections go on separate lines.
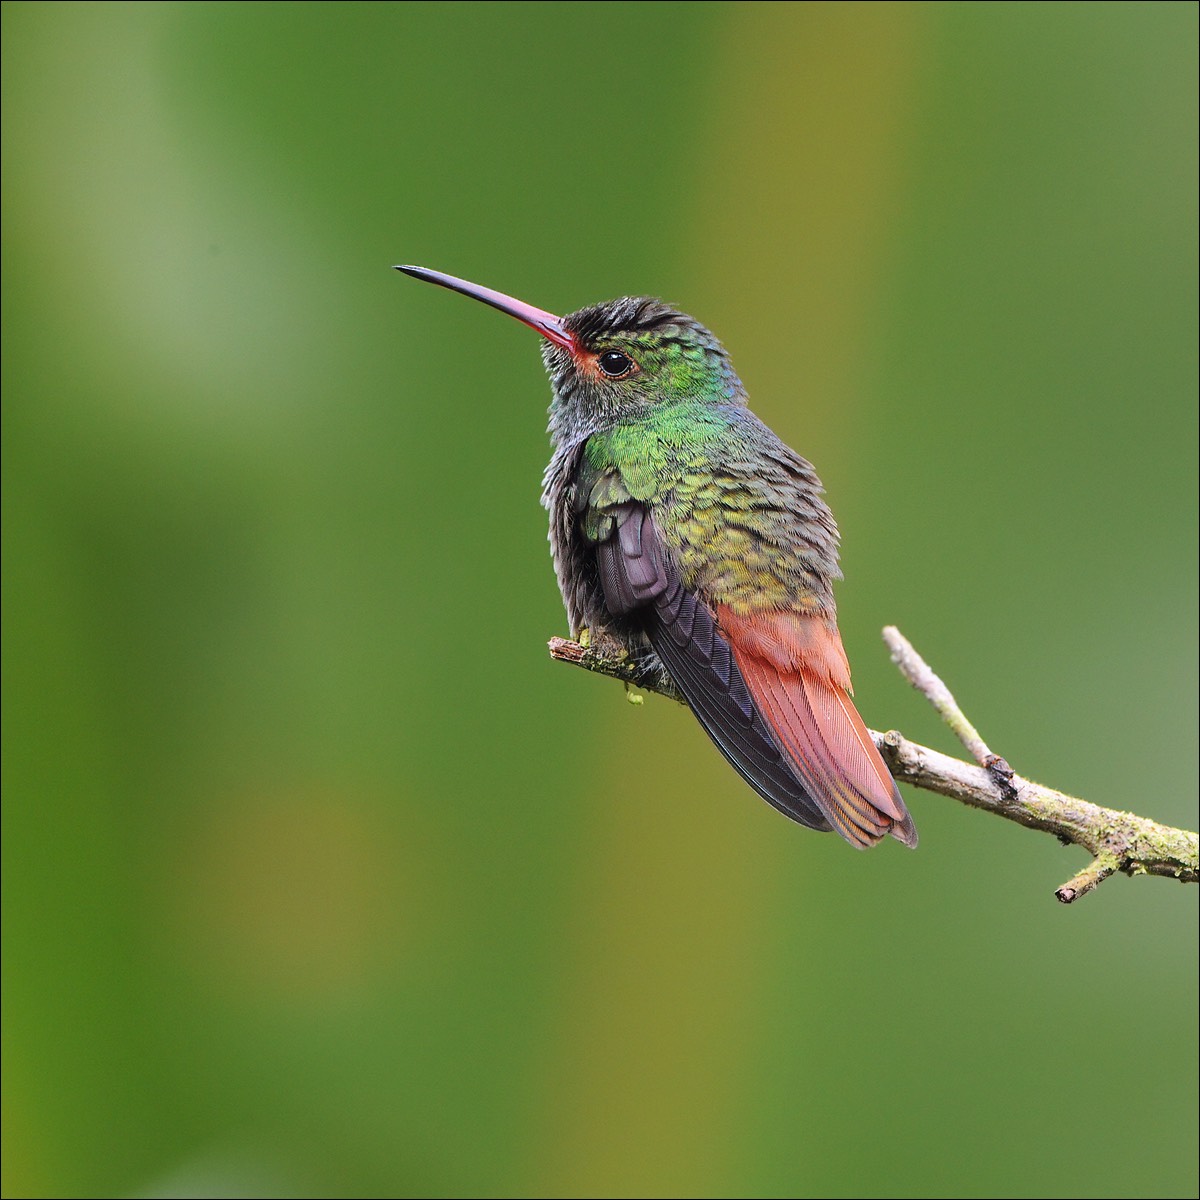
597, 350, 636, 379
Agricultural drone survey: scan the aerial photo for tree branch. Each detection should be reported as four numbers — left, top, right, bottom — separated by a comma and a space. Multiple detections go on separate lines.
547, 629, 1198, 903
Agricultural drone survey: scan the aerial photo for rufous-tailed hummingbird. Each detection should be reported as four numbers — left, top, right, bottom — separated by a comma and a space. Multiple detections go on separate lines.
396, 265, 917, 849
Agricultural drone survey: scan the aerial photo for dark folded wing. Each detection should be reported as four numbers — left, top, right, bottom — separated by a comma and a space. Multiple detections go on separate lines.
593, 501, 831, 832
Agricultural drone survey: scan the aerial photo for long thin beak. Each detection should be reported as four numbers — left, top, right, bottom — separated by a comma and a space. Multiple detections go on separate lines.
394, 265, 574, 350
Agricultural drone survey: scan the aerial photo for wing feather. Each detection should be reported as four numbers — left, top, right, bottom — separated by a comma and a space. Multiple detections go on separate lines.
593, 503, 831, 832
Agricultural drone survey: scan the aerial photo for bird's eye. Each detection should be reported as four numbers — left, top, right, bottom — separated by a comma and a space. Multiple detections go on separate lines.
597, 350, 636, 379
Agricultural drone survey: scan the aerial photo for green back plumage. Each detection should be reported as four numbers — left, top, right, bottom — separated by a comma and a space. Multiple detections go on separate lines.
579, 402, 840, 617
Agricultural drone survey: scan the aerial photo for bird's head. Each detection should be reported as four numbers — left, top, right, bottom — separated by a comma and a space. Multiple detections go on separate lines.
395, 266, 746, 442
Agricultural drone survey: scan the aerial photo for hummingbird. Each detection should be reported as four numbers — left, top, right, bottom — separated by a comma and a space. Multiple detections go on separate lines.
396, 265, 917, 849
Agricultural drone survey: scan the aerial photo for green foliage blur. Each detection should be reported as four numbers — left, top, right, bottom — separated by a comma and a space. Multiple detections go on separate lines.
3, 3, 1196, 1197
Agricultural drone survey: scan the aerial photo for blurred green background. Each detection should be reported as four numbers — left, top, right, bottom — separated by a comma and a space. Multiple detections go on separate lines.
3, 3, 1196, 1197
